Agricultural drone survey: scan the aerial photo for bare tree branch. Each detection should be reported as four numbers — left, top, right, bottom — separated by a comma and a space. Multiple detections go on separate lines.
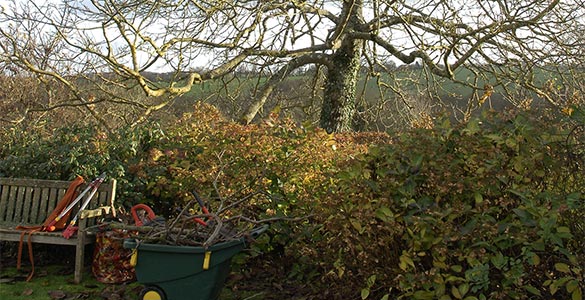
1, 0, 583, 132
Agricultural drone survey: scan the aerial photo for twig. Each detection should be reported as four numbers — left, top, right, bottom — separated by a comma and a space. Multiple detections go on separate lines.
217, 191, 263, 215
243, 292, 266, 300
226, 214, 314, 224
204, 214, 223, 247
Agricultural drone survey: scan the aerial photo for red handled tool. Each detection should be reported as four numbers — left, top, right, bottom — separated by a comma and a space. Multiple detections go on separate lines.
62, 173, 106, 239
45, 178, 93, 232
131, 204, 157, 226
190, 191, 211, 226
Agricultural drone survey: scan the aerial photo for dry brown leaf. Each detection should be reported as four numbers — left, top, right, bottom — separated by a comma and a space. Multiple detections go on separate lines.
48, 290, 67, 299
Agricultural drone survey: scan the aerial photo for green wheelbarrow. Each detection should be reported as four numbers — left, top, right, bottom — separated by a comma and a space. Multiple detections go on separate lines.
123, 226, 267, 300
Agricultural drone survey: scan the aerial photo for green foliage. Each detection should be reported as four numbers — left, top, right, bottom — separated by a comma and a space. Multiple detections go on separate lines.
313, 109, 584, 299
0, 103, 583, 300
0, 121, 168, 209
0, 125, 110, 179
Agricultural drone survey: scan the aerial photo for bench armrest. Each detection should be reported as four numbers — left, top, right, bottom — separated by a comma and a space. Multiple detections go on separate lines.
79, 206, 115, 220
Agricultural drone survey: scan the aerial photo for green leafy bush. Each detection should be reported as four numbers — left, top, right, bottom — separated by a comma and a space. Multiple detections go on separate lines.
312, 109, 584, 299
0, 125, 109, 179
1, 103, 582, 300
119, 103, 386, 249
0, 121, 170, 209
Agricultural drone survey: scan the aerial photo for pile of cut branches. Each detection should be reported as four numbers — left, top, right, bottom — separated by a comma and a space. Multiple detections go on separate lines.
106, 190, 302, 247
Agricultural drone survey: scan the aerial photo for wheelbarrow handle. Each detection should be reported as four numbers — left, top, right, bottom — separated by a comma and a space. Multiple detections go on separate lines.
249, 225, 269, 239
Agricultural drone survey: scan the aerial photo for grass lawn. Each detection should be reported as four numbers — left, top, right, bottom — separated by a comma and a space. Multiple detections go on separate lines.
0, 264, 141, 300
0, 239, 274, 300
0, 264, 268, 300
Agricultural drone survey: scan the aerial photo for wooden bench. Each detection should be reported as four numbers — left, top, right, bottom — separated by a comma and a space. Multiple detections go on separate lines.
0, 177, 117, 283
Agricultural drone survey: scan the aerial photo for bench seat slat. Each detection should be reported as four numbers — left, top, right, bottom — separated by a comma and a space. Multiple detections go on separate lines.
6, 185, 18, 222
13, 186, 23, 223
29, 188, 42, 224
22, 187, 33, 224
38, 187, 51, 223
0, 228, 97, 246
0, 185, 8, 220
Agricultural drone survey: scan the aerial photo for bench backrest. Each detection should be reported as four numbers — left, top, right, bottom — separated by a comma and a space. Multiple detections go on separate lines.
0, 177, 116, 226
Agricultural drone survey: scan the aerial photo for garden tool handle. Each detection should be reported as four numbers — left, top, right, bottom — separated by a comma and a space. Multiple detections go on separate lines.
131, 204, 156, 226
250, 225, 269, 239
191, 190, 210, 215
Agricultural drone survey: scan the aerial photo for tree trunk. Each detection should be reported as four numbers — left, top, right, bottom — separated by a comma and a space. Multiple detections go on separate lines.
319, 41, 363, 133
319, 1, 364, 133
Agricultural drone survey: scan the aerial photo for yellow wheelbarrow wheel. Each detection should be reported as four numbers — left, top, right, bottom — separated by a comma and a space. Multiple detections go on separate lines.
139, 286, 166, 300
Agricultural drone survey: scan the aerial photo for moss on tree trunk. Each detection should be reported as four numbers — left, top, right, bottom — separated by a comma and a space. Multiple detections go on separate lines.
320, 39, 363, 133
319, 0, 364, 133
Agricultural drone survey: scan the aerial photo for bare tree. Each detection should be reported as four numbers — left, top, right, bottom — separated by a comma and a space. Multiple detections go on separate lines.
1, 0, 583, 132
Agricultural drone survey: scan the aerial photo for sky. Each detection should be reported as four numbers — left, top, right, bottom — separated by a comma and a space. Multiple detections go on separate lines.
2, 0, 582, 74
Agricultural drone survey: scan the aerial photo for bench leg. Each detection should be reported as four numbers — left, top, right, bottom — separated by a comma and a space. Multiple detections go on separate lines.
74, 232, 86, 283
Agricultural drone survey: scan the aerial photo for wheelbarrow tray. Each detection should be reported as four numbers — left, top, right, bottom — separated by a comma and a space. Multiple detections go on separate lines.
123, 239, 245, 300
